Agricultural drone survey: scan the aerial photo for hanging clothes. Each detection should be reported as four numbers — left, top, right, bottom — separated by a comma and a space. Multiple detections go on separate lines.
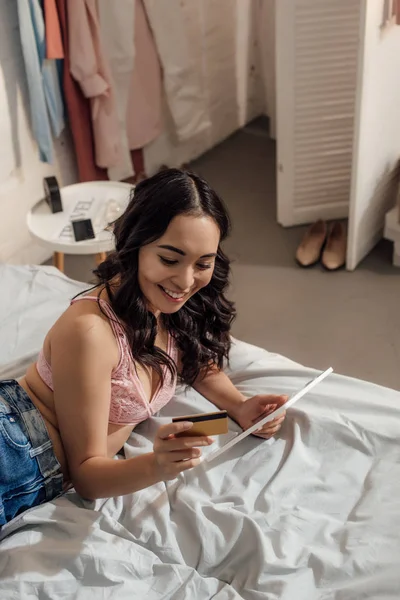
16, 0, 65, 164
43, 0, 63, 59
54, 0, 107, 182
98, 0, 135, 181
130, 149, 146, 181
68, 0, 121, 170
143, 0, 210, 142
97, 0, 208, 180
98, 0, 163, 180
126, 0, 163, 151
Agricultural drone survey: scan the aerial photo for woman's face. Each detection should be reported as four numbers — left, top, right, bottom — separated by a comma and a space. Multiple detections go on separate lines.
138, 214, 220, 315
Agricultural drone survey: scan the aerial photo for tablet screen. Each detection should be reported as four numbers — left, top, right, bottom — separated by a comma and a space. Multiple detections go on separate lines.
202, 367, 333, 465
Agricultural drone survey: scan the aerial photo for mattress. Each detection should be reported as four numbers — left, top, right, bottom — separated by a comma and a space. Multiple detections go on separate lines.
0, 264, 87, 379
1, 265, 400, 599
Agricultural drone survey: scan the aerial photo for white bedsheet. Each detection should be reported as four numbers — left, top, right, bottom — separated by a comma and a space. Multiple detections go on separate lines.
0, 264, 86, 378
1, 266, 400, 598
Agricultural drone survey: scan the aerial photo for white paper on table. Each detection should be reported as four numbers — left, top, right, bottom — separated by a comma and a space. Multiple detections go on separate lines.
55, 197, 106, 241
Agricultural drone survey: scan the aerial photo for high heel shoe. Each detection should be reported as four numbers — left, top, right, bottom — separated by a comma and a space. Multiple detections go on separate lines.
321, 222, 347, 270
295, 220, 328, 267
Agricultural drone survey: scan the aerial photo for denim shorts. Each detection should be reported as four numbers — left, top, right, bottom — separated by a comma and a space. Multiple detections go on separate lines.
0, 379, 64, 527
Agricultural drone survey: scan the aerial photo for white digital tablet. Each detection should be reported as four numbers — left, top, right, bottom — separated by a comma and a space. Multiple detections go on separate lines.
202, 367, 333, 465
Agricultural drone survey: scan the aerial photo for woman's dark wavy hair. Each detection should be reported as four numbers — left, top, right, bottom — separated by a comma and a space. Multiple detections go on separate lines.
93, 168, 236, 386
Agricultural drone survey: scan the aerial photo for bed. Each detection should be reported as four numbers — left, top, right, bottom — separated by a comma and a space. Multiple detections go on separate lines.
1, 264, 400, 599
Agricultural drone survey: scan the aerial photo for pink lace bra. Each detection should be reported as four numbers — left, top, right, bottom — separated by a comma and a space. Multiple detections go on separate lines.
36, 296, 178, 425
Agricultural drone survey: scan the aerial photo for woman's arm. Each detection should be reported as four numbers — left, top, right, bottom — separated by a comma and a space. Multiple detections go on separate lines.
193, 366, 246, 422
51, 314, 210, 500
51, 313, 155, 499
193, 366, 287, 439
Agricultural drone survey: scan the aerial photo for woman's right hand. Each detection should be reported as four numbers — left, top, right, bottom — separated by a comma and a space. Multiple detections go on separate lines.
153, 421, 214, 481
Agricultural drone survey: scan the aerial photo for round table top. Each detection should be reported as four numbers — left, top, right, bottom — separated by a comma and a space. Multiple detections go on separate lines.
27, 181, 133, 255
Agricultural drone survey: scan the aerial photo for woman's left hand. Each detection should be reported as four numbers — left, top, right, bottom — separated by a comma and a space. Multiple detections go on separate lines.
235, 394, 288, 439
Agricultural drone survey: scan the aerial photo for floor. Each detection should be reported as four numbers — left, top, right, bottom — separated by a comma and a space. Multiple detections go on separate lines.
59, 121, 400, 391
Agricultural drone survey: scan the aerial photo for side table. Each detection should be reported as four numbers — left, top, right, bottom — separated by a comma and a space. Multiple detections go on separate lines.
27, 181, 133, 273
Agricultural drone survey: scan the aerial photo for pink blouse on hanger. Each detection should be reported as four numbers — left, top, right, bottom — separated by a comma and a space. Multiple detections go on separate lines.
126, 0, 163, 150
68, 0, 121, 170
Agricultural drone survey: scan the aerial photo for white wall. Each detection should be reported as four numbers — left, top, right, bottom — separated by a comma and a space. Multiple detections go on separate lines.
348, 0, 400, 269
0, 0, 77, 265
258, 0, 276, 138
0, 0, 270, 265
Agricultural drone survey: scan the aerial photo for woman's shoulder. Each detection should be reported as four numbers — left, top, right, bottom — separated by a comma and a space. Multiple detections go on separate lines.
49, 296, 118, 357
61, 296, 109, 327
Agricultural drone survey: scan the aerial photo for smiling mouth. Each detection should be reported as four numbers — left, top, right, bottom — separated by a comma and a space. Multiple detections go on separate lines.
158, 285, 187, 301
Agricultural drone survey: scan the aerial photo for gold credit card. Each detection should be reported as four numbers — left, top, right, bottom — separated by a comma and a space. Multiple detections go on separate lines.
172, 410, 229, 436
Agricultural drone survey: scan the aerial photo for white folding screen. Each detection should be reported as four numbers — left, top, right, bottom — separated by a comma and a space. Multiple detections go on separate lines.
276, 0, 362, 227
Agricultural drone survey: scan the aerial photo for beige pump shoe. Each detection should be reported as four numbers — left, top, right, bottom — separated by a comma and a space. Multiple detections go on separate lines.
295, 220, 328, 267
321, 222, 347, 270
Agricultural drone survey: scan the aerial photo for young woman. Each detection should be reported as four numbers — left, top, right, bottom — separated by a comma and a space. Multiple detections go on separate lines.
0, 169, 286, 527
